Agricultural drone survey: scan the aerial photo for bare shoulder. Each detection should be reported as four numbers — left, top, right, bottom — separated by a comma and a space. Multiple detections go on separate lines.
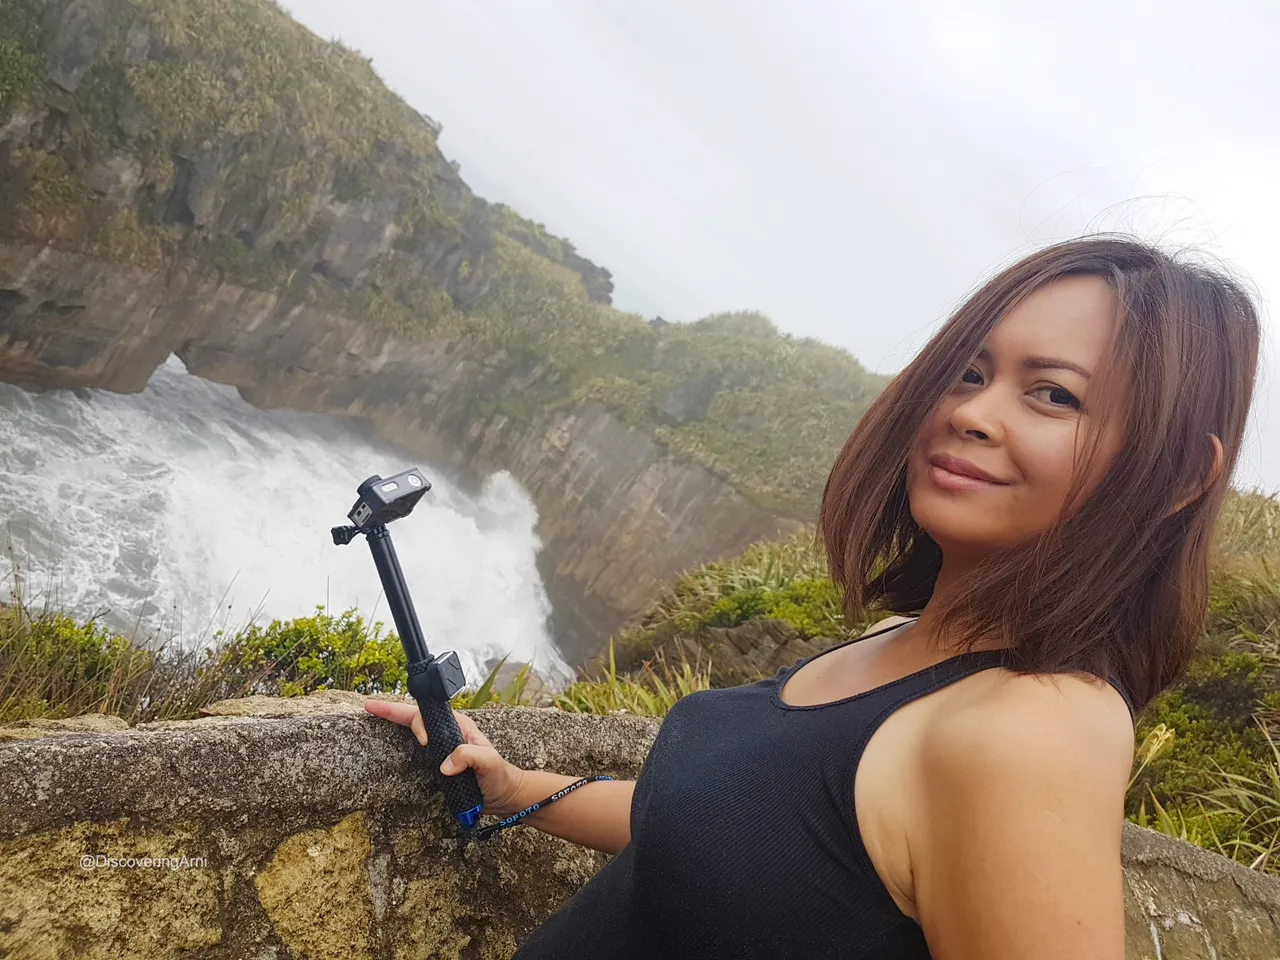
921, 667, 1134, 798
905, 669, 1134, 957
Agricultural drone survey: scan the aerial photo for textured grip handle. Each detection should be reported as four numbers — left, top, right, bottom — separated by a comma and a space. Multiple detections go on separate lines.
417, 697, 485, 825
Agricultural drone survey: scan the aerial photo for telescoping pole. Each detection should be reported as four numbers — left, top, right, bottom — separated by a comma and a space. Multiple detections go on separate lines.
332, 469, 483, 830
365, 525, 483, 828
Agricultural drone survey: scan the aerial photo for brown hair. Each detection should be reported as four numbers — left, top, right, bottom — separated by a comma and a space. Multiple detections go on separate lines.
818, 235, 1261, 711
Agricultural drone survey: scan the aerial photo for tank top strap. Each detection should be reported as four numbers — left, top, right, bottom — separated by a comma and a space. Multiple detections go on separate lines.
875, 646, 1012, 711
892, 642, 1138, 726
1104, 675, 1136, 726
856, 645, 1136, 729
783, 616, 918, 676
782, 619, 1135, 724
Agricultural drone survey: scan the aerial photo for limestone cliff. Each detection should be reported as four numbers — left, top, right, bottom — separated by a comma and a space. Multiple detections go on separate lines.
2, 699, 1278, 958
0, 242, 807, 661
0, 0, 883, 661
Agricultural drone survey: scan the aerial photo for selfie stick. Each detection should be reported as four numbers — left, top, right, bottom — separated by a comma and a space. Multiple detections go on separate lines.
331, 467, 485, 829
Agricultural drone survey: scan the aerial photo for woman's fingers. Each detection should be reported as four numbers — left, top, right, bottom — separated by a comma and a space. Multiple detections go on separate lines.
365, 702, 522, 813
363, 698, 428, 746
453, 709, 493, 748
363, 699, 497, 753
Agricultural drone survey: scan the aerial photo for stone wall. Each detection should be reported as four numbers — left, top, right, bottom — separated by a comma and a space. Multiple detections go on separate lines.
2, 697, 1278, 959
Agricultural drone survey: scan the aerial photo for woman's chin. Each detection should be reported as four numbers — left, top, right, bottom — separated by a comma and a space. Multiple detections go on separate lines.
909, 494, 1012, 554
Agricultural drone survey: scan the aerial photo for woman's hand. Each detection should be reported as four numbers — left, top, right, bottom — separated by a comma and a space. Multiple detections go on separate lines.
363, 698, 528, 816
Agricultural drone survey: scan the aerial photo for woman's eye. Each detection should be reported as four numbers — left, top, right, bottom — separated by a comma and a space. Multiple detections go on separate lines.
960, 367, 983, 385
1033, 385, 1081, 409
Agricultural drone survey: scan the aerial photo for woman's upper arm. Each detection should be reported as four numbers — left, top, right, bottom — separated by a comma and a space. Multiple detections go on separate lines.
910, 676, 1134, 960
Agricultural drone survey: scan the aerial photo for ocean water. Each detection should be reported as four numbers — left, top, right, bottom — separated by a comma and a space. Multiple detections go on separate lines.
0, 355, 570, 686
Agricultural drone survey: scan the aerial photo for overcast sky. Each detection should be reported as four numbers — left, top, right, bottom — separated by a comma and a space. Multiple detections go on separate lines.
282, 0, 1280, 491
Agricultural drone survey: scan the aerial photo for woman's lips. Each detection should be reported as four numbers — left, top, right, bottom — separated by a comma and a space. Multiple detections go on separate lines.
927, 462, 1008, 493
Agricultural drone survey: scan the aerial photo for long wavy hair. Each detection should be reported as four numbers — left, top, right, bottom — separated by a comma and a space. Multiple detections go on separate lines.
818, 235, 1261, 711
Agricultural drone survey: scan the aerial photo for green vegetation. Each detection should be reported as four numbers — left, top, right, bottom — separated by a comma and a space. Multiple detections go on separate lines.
203, 606, 409, 698
0, 0, 887, 519
0, 589, 701, 721
85, 207, 174, 269
0, 606, 157, 721
554, 641, 710, 718
610, 531, 842, 671
0, 0, 43, 126
13, 152, 93, 239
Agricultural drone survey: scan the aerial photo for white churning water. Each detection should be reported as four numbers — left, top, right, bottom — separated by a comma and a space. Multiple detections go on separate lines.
0, 355, 570, 685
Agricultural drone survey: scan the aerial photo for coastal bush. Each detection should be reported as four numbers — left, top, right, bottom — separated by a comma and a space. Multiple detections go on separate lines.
611, 531, 851, 669
0, 601, 156, 721
553, 641, 711, 718
0, 593, 544, 721
0, 0, 43, 125
205, 606, 407, 697
13, 152, 94, 241
1126, 651, 1275, 814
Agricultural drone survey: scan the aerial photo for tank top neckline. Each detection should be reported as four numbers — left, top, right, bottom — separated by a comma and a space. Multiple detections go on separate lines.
771, 615, 1009, 712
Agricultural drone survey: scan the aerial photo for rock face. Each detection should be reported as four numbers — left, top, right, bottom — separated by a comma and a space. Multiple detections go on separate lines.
610, 616, 829, 687
0, 240, 804, 663
695, 617, 827, 686
0, 0, 811, 663
1, 701, 1278, 959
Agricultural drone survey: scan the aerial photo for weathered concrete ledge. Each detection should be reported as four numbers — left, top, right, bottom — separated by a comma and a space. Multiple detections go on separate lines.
1, 699, 1277, 959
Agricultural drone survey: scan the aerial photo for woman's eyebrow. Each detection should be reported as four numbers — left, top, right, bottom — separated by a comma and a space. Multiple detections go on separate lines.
976, 348, 1093, 380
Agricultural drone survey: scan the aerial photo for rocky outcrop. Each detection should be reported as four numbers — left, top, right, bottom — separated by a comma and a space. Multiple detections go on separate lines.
610, 616, 829, 686
0, 242, 805, 662
0, 0, 820, 663
1, 700, 1278, 958
0, 0, 613, 307
689, 617, 827, 686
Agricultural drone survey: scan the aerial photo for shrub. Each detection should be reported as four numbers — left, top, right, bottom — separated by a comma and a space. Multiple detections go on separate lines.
554, 641, 711, 718
1126, 652, 1271, 815
0, 0, 43, 125
0, 602, 156, 721
206, 605, 407, 697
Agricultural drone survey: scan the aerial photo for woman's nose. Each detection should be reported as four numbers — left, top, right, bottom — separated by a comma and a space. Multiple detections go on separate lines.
948, 389, 1006, 442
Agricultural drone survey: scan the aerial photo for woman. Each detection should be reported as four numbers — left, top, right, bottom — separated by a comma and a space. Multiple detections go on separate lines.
366, 235, 1261, 958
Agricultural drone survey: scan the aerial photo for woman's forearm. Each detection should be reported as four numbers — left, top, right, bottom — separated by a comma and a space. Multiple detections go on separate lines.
493, 769, 635, 854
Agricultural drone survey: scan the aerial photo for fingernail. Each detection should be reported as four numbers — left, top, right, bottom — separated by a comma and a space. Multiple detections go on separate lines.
440, 759, 455, 774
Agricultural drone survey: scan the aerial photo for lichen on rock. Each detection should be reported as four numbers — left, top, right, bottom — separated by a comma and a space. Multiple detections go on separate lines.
0, 818, 222, 959
254, 812, 375, 960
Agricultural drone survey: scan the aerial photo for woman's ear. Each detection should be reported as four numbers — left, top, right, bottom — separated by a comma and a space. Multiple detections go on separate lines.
1170, 433, 1225, 514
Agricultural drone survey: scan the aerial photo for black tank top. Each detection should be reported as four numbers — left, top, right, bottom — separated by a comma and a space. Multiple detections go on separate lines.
512, 619, 1134, 959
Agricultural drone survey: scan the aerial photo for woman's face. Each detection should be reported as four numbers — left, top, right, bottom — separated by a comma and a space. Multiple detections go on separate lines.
906, 274, 1127, 560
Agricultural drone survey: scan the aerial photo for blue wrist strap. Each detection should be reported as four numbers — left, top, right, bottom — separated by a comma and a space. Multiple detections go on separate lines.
472, 775, 614, 842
